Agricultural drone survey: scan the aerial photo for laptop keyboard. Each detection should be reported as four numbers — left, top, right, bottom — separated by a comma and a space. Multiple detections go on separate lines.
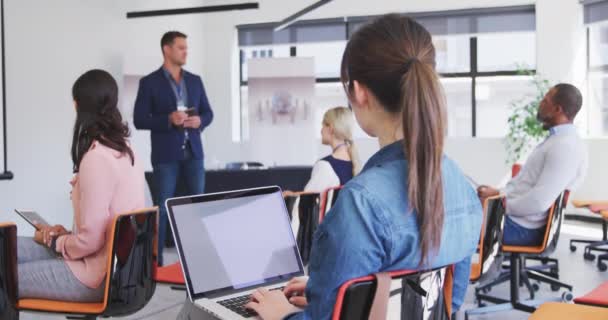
218, 287, 285, 318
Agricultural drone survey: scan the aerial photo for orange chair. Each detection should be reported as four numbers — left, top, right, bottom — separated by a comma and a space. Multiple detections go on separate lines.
319, 186, 342, 222
470, 196, 505, 284
573, 281, 608, 308
529, 302, 608, 320
466, 192, 572, 319
332, 267, 453, 320
528, 281, 608, 319
154, 262, 185, 290
0, 208, 158, 320
569, 200, 608, 271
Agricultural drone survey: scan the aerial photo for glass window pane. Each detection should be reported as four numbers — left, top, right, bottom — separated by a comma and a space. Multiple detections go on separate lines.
590, 24, 608, 68
296, 41, 346, 79
441, 78, 472, 137
240, 45, 291, 82
476, 76, 536, 137
587, 72, 608, 136
434, 36, 470, 73
477, 32, 536, 71
240, 86, 249, 140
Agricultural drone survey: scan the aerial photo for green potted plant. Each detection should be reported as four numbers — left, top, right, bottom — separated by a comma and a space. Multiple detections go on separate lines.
504, 69, 551, 175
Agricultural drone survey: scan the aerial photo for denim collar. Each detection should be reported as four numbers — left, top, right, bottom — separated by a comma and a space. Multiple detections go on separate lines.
362, 140, 405, 172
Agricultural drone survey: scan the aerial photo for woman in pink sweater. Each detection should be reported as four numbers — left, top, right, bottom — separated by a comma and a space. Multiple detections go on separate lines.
18, 69, 145, 301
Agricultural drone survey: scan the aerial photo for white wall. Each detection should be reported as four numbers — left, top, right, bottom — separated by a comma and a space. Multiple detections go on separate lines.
0, 0, 125, 232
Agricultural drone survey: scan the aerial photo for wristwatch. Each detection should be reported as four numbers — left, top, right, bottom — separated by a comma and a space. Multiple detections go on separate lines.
50, 236, 58, 252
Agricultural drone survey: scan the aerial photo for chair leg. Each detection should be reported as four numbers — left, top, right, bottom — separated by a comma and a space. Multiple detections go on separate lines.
525, 270, 573, 292
598, 253, 608, 271
475, 272, 510, 306
587, 243, 608, 254
509, 254, 536, 313
476, 271, 510, 293
520, 270, 535, 300
570, 239, 600, 247
525, 257, 559, 280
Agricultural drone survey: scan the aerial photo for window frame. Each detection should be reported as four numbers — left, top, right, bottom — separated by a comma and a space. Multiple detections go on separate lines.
237, 7, 537, 139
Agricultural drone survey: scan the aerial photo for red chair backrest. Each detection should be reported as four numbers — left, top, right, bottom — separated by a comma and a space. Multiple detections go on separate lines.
332, 267, 453, 320
319, 186, 342, 223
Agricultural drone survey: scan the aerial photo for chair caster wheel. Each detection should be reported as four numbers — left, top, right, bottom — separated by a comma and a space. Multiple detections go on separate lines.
562, 291, 573, 302
584, 252, 596, 261
599, 262, 608, 272
532, 283, 540, 292
570, 245, 576, 252
551, 284, 561, 292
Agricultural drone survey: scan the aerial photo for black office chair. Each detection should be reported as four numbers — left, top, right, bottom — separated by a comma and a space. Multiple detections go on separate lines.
295, 193, 323, 266
466, 192, 572, 319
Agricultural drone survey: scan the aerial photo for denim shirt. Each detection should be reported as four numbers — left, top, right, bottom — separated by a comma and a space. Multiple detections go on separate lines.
287, 140, 482, 320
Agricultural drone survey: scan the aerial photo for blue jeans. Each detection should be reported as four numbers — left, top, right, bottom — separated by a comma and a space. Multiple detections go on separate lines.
153, 145, 205, 266
502, 216, 546, 246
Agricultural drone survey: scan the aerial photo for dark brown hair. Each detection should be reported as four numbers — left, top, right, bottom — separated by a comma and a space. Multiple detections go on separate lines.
71, 69, 134, 173
552, 83, 582, 120
341, 14, 447, 266
161, 31, 187, 51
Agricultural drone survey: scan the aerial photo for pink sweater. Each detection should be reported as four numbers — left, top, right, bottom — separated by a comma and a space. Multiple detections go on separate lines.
55, 141, 145, 289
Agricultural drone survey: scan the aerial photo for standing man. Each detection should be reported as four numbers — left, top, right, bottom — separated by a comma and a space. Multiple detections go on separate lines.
134, 31, 213, 265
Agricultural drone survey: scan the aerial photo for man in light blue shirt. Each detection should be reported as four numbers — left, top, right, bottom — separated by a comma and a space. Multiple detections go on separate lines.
478, 83, 588, 246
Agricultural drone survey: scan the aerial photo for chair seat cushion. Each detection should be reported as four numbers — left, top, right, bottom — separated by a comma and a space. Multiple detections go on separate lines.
18, 299, 105, 314
501, 244, 544, 254
574, 281, 608, 307
530, 302, 608, 320
155, 262, 185, 284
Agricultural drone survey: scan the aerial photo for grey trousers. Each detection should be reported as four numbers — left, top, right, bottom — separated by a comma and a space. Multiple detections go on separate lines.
18, 237, 105, 302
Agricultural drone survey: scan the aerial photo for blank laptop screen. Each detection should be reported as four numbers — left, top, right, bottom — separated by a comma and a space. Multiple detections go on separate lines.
170, 189, 302, 297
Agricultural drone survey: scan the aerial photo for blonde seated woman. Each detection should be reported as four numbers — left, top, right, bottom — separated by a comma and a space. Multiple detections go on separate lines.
288, 106, 360, 196
286, 106, 360, 232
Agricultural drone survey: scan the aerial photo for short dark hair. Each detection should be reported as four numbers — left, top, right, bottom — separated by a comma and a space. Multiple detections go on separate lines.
552, 83, 582, 120
161, 31, 187, 51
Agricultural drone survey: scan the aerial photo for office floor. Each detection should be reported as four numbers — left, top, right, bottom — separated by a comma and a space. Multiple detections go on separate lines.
20, 220, 608, 320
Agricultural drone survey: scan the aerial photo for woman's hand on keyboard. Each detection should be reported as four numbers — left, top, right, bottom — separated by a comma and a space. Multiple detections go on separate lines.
284, 277, 309, 308
246, 288, 301, 320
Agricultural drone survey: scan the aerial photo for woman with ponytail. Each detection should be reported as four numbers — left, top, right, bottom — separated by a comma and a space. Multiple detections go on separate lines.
246, 14, 482, 319
17, 69, 145, 302
301, 106, 360, 192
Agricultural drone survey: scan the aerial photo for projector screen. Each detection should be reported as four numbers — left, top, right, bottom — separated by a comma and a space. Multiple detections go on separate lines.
0, 0, 11, 180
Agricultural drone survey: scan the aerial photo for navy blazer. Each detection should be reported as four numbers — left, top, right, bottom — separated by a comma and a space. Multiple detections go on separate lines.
134, 67, 214, 165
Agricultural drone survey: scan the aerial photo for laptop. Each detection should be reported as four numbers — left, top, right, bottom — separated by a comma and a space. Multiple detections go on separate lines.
166, 186, 305, 319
